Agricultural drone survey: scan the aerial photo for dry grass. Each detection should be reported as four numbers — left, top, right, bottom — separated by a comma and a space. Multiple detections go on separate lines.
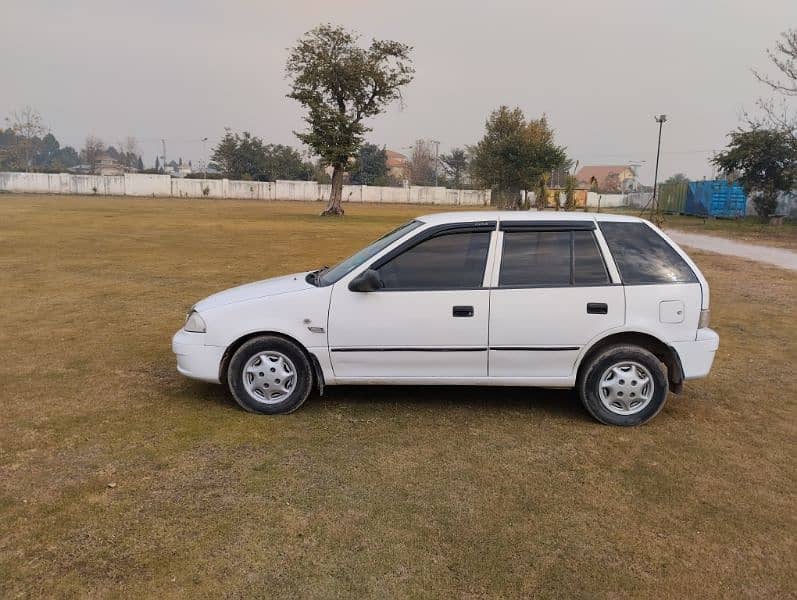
1, 194, 795, 598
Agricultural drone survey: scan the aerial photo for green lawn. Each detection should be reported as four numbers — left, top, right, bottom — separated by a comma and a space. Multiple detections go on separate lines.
1, 195, 795, 598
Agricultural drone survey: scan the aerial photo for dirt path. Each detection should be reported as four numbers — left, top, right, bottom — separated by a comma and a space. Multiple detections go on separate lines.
666, 229, 797, 271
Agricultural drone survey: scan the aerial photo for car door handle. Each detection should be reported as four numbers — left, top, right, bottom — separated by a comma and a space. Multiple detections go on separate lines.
452, 305, 474, 317
587, 302, 608, 314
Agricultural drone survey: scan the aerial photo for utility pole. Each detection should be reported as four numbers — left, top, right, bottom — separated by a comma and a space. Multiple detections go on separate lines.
652, 115, 667, 224
430, 139, 440, 187
201, 137, 208, 177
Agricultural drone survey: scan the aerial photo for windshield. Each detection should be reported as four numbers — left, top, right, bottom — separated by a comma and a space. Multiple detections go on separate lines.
317, 220, 423, 286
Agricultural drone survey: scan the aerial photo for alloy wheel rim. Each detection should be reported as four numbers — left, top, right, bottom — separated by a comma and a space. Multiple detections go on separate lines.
598, 361, 654, 415
242, 352, 296, 404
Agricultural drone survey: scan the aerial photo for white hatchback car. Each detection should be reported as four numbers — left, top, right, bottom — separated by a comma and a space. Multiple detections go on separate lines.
173, 211, 719, 426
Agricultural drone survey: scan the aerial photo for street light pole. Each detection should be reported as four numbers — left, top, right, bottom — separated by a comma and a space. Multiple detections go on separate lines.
431, 139, 440, 187
652, 114, 667, 221
201, 137, 208, 178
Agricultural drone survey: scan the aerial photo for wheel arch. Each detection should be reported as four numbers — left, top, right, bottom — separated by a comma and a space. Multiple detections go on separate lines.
219, 331, 325, 395
576, 331, 684, 393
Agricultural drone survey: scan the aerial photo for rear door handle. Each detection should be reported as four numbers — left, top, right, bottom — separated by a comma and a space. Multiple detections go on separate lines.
587, 302, 608, 314
452, 305, 474, 317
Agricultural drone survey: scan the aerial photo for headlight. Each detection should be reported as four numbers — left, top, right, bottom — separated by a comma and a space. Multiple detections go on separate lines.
184, 310, 207, 333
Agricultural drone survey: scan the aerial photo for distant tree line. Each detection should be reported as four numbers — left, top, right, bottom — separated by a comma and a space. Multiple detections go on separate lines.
1, 107, 145, 174
209, 129, 315, 181
1, 107, 80, 172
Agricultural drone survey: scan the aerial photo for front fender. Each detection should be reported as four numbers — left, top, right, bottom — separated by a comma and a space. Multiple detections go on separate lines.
202, 286, 332, 351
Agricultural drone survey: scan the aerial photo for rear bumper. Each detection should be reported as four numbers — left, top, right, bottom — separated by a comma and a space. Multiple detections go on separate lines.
172, 329, 225, 383
671, 328, 719, 380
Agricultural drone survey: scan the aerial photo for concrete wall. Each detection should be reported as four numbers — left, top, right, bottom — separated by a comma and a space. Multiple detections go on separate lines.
0, 171, 491, 206
586, 192, 627, 208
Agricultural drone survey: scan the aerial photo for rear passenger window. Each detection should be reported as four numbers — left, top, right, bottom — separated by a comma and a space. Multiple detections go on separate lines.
499, 230, 610, 286
573, 230, 610, 285
600, 222, 697, 284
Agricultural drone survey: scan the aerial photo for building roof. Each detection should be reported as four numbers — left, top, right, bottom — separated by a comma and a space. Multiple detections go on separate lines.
574, 165, 634, 184
385, 149, 407, 168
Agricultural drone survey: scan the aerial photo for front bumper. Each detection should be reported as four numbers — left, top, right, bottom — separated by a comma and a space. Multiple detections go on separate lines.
671, 328, 720, 380
172, 329, 225, 383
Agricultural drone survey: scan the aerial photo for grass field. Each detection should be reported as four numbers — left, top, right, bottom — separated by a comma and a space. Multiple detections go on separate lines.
1, 195, 795, 598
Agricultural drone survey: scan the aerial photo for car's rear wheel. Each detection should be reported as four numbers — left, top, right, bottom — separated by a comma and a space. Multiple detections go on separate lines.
578, 344, 669, 426
227, 336, 312, 414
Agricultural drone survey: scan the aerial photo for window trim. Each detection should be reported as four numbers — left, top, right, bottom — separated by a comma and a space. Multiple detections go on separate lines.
496, 228, 612, 289
499, 220, 596, 232
366, 221, 497, 292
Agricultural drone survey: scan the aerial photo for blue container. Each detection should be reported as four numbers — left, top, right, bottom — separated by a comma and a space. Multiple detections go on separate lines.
684, 180, 747, 218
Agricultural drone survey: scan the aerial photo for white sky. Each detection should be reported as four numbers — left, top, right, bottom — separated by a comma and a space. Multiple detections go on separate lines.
2, 0, 795, 183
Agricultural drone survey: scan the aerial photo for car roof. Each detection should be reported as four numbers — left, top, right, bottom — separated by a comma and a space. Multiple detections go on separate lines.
416, 210, 648, 225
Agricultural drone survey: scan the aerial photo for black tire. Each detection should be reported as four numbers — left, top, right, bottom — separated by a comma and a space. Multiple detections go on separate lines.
226, 336, 313, 415
577, 344, 669, 426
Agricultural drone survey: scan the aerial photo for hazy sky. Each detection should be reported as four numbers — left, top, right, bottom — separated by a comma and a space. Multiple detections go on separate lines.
3, 0, 795, 183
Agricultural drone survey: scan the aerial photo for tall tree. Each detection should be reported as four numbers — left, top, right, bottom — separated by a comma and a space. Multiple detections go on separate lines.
35, 133, 60, 168
210, 129, 312, 181
440, 148, 468, 188
263, 144, 313, 181
5, 106, 48, 171
664, 173, 689, 185
119, 136, 140, 168
712, 128, 797, 218
286, 24, 414, 215
209, 129, 240, 177
469, 106, 568, 208
406, 139, 436, 186
350, 143, 389, 185
563, 174, 578, 210
81, 136, 105, 173
750, 29, 797, 136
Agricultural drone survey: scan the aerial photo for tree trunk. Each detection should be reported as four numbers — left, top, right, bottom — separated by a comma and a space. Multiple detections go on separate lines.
321, 165, 345, 216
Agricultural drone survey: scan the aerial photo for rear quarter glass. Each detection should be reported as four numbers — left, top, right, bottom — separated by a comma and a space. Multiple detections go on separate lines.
599, 222, 697, 285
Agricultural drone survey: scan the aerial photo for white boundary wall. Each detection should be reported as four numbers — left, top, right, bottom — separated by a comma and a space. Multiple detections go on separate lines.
0, 172, 491, 206
586, 192, 626, 208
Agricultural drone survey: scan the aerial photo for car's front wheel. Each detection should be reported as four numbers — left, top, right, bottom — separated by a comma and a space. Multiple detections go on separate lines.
578, 344, 669, 426
227, 336, 313, 414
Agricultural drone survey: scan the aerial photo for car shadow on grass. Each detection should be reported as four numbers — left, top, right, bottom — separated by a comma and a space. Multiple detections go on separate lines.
315, 385, 591, 421
181, 379, 590, 422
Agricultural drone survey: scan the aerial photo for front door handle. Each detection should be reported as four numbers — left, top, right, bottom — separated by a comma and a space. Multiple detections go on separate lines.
452, 305, 474, 317
587, 302, 608, 314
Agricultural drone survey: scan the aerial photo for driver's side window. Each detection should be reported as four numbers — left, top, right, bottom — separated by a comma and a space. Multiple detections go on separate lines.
376, 231, 491, 290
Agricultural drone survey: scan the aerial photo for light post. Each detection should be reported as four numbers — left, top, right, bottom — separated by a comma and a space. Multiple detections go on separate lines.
201, 137, 208, 177
652, 115, 667, 221
430, 139, 440, 186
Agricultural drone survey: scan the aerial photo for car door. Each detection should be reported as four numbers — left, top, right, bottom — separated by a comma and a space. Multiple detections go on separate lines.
488, 221, 625, 378
327, 222, 495, 379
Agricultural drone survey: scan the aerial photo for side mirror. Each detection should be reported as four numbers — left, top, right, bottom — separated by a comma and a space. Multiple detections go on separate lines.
348, 268, 384, 292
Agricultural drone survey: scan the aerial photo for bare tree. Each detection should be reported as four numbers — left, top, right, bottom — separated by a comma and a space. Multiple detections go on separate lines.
81, 136, 105, 174
119, 136, 139, 168
5, 106, 48, 171
749, 29, 797, 137
753, 29, 797, 96
406, 139, 436, 186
